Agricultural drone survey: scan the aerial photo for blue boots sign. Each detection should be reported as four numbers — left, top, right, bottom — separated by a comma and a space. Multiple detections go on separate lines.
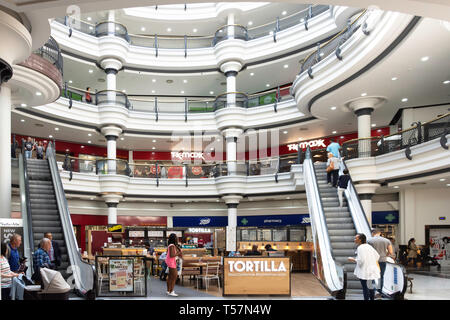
173, 214, 310, 227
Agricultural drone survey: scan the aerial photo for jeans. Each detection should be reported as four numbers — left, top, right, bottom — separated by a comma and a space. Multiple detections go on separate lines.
1, 287, 11, 300
331, 170, 339, 187
337, 187, 345, 207
360, 279, 375, 300
378, 262, 386, 293
25, 150, 32, 159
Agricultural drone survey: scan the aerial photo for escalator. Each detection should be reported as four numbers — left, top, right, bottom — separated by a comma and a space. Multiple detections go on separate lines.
303, 147, 407, 299
21, 142, 95, 298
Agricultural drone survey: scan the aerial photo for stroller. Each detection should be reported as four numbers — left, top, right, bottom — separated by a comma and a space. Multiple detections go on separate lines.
419, 247, 441, 269
25, 268, 71, 300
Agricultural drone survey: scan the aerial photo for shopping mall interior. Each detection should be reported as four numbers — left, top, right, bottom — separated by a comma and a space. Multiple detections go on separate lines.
0, 0, 449, 303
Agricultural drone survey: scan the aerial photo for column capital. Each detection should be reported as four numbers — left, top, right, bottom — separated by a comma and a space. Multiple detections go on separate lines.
345, 96, 387, 113
105, 135, 118, 141
354, 108, 374, 117
222, 128, 244, 139
222, 194, 242, 205
0, 58, 13, 86
104, 68, 118, 75
101, 125, 123, 137
225, 70, 238, 78
102, 193, 123, 204
100, 58, 123, 72
354, 182, 380, 195
220, 61, 243, 74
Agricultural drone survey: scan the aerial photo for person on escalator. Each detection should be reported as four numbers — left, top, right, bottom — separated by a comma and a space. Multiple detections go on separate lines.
24, 137, 35, 159
326, 153, 339, 187
348, 233, 380, 301
337, 169, 350, 207
32, 238, 56, 284
44, 233, 62, 268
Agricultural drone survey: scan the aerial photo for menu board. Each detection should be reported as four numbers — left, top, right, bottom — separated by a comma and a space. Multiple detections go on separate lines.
109, 259, 134, 292
128, 231, 145, 238
148, 231, 164, 237
172, 231, 183, 238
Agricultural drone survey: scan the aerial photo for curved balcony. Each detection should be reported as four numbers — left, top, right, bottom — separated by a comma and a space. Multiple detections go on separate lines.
56, 5, 329, 51
212, 25, 248, 46
95, 90, 132, 109
342, 113, 450, 160
18, 36, 63, 90
213, 92, 249, 111
95, 21, 130, 43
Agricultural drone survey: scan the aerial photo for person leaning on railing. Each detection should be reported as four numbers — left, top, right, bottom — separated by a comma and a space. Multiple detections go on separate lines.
85, 87, 92, 104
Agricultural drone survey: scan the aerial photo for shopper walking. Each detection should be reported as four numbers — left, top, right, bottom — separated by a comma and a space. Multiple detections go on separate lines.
337, 169, 350, 207
24, 137, 34, 159
36, 141, 45, 159
326, 153, 340, 188
407, 238, 419, 267
368, 229, 394, 298
1, 242, 21, 300
159, 251, 168, 281
348, 233, 380, 300
166, 233, 182, 297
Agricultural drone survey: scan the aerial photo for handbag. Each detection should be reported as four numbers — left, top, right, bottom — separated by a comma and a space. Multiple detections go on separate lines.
326, 160, 334, 172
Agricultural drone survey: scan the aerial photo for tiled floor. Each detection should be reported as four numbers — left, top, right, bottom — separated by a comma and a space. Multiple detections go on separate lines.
405, 267, 450, 300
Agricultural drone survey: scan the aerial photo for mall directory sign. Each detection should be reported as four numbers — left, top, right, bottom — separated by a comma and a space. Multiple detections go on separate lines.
223, 257, 291, 296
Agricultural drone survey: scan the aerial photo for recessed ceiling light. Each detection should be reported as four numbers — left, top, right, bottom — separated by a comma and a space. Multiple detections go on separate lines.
391, 77, 398, 81
247, 21, 253, 26
250, 72, 254, 76
167, 27, 172, 32
282, 11, 287, 15
286, 197, 290, 199
21, 103, 27, 107
154, 200, 157, 202
152, 139, 156, 143
266, 84, 270, 87
180, 90, 185, 94
210, 147, 214, 151
20, 119, 25, 122
371, 124, 376, 127
81, 146, 84, 148
330, 106, 337, 110
49, 135, 53, 138
88, 141, 91, 144
141, 27, 146, 32
183, 79, 187, 83
401, 98, 408, 102
393, 186, 399, 188
120, 137, 124, 141
340, 136, 344, 139
193, 28, 197, 33
87, 17, 92, 21
440, 178, 446, 181
55, 127, 59, 131
89, 26, 93, 30
283, 64, 289, 69
152, 147, 156, 150
447, 184, 450, 187
122, 89, 126, 93
420, 56, 429, 62
36, 91, 42, 96
88, 69, 93, 73
283, 131, 288, 134
68, 80, 73, 84
217, 138, 221, 142
443, 80, 450, 84
151, 90, 155, 93
361, 93, 367, 97
88, 133, 92, 136
152, 79, 156, 82
332, 131, 337, 134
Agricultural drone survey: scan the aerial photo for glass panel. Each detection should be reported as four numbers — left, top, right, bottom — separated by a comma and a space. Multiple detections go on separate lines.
290, 228, 306, 241
248, 230, 257, 241
258, 229, 272, 241
273, 229, 287, 241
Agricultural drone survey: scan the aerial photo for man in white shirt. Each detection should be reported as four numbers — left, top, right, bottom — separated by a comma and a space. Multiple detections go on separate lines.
348, 233, 380, 300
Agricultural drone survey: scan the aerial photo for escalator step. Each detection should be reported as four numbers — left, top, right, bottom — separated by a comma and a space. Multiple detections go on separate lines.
327, 223, 355, 230
32, 220, 61, 228
333, 249, 357, 256
328, 229, 356, 236
331, 242, 356, 249
330, 235, 356, 242
326, 217, 353, 224
31, 211, 60, 219
33, 233, 64, 241
33, 226, 63, 234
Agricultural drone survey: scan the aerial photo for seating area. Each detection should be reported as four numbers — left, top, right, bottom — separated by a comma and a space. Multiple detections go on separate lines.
179, 256, 223, 290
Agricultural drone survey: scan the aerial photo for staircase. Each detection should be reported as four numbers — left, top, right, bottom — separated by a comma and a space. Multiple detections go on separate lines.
26, 158, 69, 279
313, 162, 362, 297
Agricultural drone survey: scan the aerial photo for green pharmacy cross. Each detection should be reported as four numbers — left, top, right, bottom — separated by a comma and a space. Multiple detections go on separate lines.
240, 218, 249, 226
385, 213, 396, 223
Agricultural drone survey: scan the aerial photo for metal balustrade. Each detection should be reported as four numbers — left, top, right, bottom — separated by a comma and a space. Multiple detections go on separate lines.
34, 36, 64, 76
55, 4, 330, 52
95, 90, 132, 109
342, 113, 450, 160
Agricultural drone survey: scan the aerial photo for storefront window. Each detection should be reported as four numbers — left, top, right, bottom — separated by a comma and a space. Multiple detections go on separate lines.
241, 229, 257, 241
290, 228, 305, 241
273, 229, 288, 241
258, 229, 273, 241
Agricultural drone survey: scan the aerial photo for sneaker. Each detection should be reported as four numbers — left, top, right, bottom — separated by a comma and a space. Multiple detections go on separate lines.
168, 291, 178, 297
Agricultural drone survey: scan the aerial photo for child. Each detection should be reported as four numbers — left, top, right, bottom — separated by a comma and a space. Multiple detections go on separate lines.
337, 169, 350, 207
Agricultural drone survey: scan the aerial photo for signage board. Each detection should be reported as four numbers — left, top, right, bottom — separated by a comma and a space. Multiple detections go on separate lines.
223, 257, 291, 296
372, 211, 399, 225
107, 224, 123, 233
147, 231, 164, 237
0, 219, 24, 257
128, 231, 145, 238
109, 259, 134, 292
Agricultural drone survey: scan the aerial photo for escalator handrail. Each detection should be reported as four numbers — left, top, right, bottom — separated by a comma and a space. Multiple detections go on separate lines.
341, 159, 372, 238
304, 147, 343, 292
46, 142, 94, 294
19, 152, 34, 275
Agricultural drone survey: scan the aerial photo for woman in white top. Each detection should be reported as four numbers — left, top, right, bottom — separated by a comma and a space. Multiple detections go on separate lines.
1, 242, 21, 300
348, 233, 380, 300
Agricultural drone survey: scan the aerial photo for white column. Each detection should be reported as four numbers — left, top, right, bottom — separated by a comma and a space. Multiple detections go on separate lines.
100, 58, 122, 104
107, 203, 117, 225
106, 136, 117, 173
355, 108, 373, 158
0, 84, 11, 218
107, 10, 115, 34
360, 198, 373, 226
226, 72, 237, 107
227, 13, 235, 37
226, 136, 237, 175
